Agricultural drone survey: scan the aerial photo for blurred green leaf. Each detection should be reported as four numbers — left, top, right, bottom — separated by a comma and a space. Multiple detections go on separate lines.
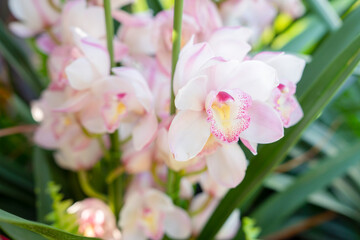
0, 21, 44, 96
0, 223, 47, 240
252, 142, 360, 235
0, 181, 34, 206
306, 0, 342, 31
0, 154, 33, 193
146, 0, 163, 15
264, 173, 360, 222
46, 182, 79, 234
33, 147, 53, 223
0, 209, 99, 240
198, 6, 360, 240
274, 0, 355, 52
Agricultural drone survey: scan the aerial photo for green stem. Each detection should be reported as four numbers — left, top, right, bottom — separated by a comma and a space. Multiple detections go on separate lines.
104, 0, 122, 217
182, 166, 208, 177
152, 163, 166, 188
104, 0, 115, 69
170, 0, 184, 115
166, 0, 184, 205
106, 166, 125, 184
189, 194, 213, 217
78, 171, 107, 202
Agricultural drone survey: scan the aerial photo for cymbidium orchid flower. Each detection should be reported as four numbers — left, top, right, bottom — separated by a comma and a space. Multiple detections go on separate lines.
183, 0, 222, 41
33, 90, 104, 171
68, 198, 121, 240
169, 37, 283, 157
253, 52, 306, 128
119, 188, 191, 240
61, 0, 106, 44
270, 0, 305, 18
220, 0, 276, 42
153, 10, 200, 75
70, 66, 158, 150
190, 193, 241, 239
54, 127, 104, 171
8, 0, 61, 38
114, 11, 157, 56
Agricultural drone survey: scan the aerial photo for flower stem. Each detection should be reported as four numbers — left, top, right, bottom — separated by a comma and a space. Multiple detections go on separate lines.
106, 166, 125, 184
167, 0, 184, 205
182, 166, 208, 177
104, 0, 115, 69
170, 0, 184, 115
104, 0, 122, 217
189, 194, 213, 217
78, 171, 107, 202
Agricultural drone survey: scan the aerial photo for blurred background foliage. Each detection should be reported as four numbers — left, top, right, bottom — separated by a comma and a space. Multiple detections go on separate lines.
0, 0, 360, 239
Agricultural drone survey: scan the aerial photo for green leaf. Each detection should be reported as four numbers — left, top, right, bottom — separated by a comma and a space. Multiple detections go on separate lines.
251, 142, 360, 235
33, 147, 53, 223
0, 21, 44, 96
306, 0, 342, 32
0, 154, 33, 193
0, 223, 47, 240
46, 182, 79, 234
264, 173, 360, 222
7, 95, 35, 123
274, 0, 355, 52
197, 6, 360, 240
242, 217, 261, 240
0, 209, 99, 240
146, 0, 163, 15
0, 181, 34, 206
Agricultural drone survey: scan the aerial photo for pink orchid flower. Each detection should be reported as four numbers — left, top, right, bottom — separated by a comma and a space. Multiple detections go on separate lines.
169, 38, 283, 161
271, 0, 305, 18
68, 199, 121, 240
183, 0, 223, 41
253, 52, 306, 128
120, 188, 191, 240
190, 193, 241, 239
61, 0, 106, 44
154, 10, 200, 75
220, 0, 277, 42
199, 172, 230, 198
78, 67, 158, 150
61, 0, 129, 60
8, 0, 61, 38
114, 11, 157, 56
32, 87, 87, 148
54, 127, 104, 171
121, 141, 154, 174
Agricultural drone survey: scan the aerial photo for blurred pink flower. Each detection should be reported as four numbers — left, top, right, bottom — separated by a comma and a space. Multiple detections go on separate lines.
68, 198, 121, 240
120, 188, 191, 240
190, 193, 240, 239
8, 0, 61, 37
270, 0, 305, 18
220, 0, 276, 42
253, 52, 306, 128
61, 0, 106, 44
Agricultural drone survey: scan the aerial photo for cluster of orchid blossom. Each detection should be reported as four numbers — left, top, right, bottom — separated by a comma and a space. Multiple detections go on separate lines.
9, 0, 306, 239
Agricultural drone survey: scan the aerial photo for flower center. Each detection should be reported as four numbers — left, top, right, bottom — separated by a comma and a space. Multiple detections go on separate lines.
206, 90, 252, 143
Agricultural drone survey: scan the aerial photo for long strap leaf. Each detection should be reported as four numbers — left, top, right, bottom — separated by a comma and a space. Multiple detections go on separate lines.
0, 209, 99, 240
252, 141, 360, 235
197, 6, 360, 240
0, 21, 43, 96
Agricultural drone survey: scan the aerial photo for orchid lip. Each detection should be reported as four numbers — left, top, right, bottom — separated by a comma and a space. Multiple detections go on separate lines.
206, 89, 252, 143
